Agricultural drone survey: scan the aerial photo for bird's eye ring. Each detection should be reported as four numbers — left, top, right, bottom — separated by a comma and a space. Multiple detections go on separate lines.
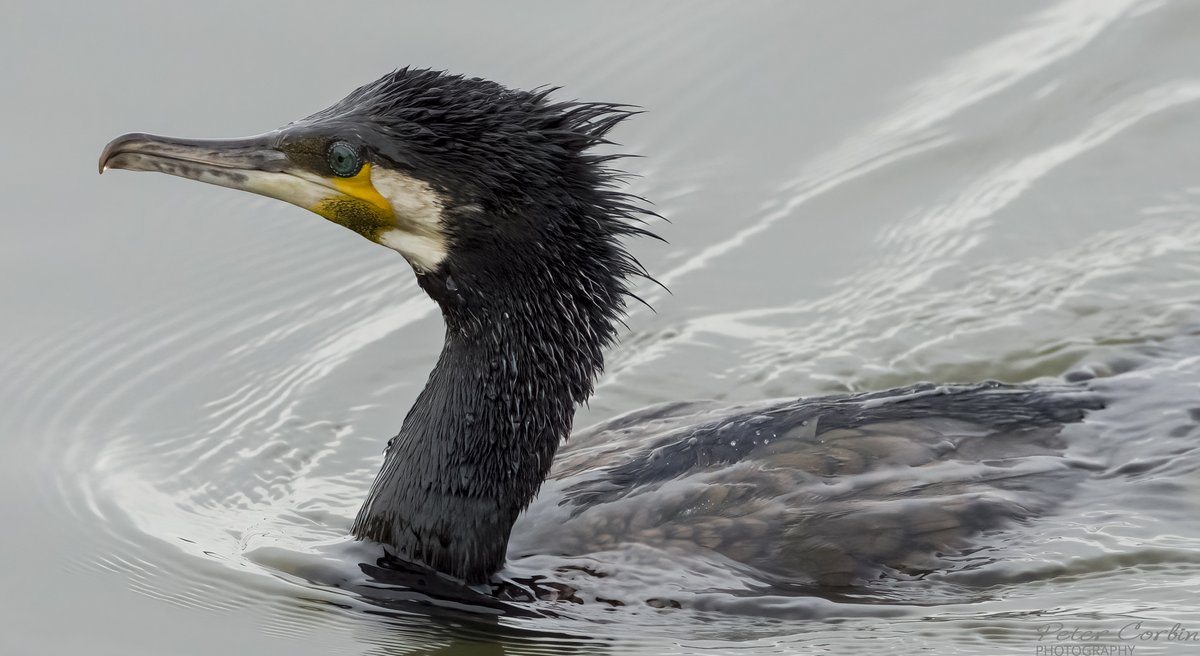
327, 141, 362, 177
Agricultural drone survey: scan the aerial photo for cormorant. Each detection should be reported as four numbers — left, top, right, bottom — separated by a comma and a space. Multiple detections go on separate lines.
100, 68, 1104, 590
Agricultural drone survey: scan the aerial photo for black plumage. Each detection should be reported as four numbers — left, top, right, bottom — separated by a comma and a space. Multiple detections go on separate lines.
340, 70, 659, 580
101, 68, 1107, 592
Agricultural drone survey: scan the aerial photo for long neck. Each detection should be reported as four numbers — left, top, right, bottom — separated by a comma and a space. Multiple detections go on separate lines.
351, 229, 629, 582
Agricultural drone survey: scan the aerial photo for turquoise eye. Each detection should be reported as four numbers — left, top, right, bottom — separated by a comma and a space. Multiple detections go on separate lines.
328, 141, 362, 177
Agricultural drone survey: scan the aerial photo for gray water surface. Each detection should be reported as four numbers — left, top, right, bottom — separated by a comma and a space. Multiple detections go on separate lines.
4, 1, 1200, 654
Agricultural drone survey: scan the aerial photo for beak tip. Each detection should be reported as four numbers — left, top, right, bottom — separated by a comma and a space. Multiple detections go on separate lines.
99, 132, 153, 175
99, 138, 122, 174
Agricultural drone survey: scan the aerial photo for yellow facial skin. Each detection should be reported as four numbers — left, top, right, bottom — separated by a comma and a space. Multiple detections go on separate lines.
312, 164, 397, 240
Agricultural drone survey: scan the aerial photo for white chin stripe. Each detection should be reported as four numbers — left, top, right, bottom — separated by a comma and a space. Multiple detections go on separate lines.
379, 229, 448, 272
370, 167, 448, 271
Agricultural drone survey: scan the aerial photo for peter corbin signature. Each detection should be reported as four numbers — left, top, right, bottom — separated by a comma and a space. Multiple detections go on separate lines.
1034, 621, 1200, 655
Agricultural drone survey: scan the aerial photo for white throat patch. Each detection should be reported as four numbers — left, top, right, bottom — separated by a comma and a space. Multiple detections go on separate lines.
370, 167, 448, 272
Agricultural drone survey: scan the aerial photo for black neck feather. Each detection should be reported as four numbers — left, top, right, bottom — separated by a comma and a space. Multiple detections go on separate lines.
351, 146, 652, 582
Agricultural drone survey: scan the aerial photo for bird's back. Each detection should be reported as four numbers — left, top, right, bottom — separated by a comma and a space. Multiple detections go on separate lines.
510, 382, 1104, 587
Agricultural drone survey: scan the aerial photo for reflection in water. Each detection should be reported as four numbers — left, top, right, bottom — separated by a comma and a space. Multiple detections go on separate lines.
6, 0, 1200, 654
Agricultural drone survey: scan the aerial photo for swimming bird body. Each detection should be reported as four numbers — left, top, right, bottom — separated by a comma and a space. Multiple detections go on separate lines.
100, 68, 1102, 589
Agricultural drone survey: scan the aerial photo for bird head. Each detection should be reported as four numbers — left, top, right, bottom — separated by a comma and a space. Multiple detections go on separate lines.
100, 68, 646, 276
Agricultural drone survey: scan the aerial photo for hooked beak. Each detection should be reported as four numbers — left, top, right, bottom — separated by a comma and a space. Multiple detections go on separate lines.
98, 132, 347, 212
99, 132, 288, 176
